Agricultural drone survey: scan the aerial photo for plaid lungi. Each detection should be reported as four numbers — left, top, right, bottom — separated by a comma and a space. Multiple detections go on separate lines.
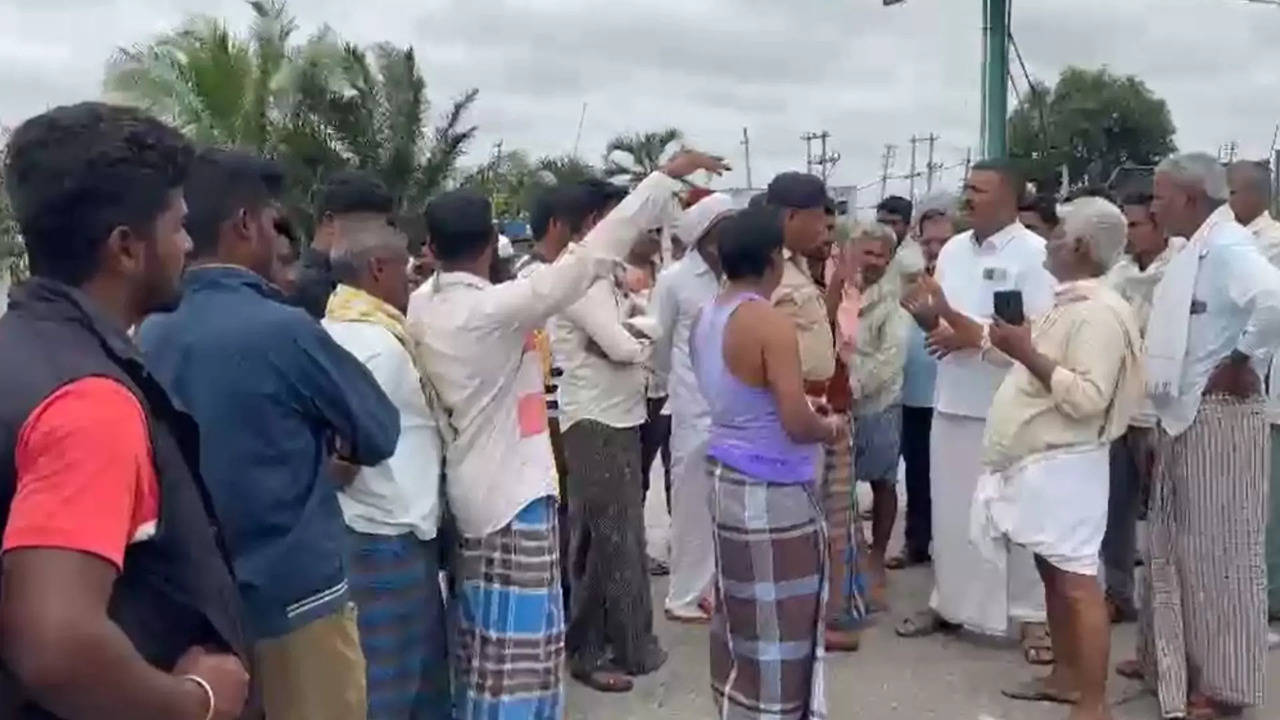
709, 460, 827, 720
819, 423, 870, 630
346, 531, 450, 720
452, 497, 565, 720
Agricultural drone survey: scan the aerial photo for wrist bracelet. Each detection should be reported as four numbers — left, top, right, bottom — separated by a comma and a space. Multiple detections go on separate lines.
182, 674, 216, 720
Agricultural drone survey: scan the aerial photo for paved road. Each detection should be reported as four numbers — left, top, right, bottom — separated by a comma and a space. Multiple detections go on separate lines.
565, 472, 1278, 718
566, 564, 1276, 719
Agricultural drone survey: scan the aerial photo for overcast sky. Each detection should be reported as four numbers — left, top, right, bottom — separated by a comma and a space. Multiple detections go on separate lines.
2, 0, 1278, 208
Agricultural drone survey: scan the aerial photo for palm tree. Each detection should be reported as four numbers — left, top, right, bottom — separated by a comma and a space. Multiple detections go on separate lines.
104, 0, 295, 151
283, 34, 478, 215
534, 154, 599, 186
0, 128, 26, 283
103, 0, 479, 229
603, 128, 683, 186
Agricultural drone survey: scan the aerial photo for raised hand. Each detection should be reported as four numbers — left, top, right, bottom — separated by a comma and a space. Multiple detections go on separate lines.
661, 149, 731, 180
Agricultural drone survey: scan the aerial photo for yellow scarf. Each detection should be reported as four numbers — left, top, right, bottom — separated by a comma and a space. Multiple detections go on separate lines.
325, 283, 414, 354
324, 284, 456, 448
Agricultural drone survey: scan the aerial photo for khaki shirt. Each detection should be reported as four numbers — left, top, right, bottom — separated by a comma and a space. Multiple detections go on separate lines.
982, 280, 1143, 472
772, 250, 835, 383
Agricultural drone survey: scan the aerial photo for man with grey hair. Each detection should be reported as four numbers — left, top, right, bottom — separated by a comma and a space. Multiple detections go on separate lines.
322, 218, 450, 719
971, 197, 1143, 719
1118, 152, 1280, 719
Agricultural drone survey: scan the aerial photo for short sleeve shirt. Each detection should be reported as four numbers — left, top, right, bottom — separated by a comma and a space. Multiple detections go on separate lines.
2, 377, 159, 570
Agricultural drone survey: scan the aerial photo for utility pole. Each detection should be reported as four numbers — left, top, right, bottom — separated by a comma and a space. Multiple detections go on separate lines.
572, 103, 588, 158
879, 144, 897, 201
981, 0, 1010, 158
963, 147, 973, 186
925, 133, 940, 193
802, 131, 839, 182
741, 127, 754, 189
908, 135, 923, 201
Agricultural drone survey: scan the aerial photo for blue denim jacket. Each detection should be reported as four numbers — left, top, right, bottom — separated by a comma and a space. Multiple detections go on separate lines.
138, 265, 399, 639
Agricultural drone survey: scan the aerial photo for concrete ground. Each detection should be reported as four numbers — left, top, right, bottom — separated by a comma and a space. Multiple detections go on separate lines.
562, 468, 1279, 719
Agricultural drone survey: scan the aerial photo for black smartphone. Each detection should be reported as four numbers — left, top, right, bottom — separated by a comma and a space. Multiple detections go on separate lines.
993, 289, 1025, 325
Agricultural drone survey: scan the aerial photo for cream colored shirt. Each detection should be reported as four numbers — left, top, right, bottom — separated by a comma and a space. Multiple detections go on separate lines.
982, 280, 1143, 472
1245, 211, 1280, 266
772, 250, 835, 383
407, 172, 682, 537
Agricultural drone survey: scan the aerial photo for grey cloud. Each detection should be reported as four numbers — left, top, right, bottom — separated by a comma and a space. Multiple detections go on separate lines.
2, 0, 1279, 210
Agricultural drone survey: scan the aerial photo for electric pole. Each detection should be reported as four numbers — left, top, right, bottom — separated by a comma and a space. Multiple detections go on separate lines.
963, 147, 973, 186
879, 144, 897, 201
908, 135, 923, 201
925, 133, 940, 193
802, 131, 840, 182
741, 127, 754, 189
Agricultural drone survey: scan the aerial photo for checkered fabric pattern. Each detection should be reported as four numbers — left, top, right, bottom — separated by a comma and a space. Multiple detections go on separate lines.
709, 460, 828, 720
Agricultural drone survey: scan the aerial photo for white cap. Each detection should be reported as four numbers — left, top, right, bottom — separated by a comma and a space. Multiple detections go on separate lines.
675, 192, 737, 247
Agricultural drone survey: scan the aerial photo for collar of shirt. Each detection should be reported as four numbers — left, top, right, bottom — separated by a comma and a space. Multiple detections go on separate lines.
970, 221, 1025, 253
782, 247, 814, 280
687, 250, 716, 278
184, 264, 284, 301
432, 270, 492, 292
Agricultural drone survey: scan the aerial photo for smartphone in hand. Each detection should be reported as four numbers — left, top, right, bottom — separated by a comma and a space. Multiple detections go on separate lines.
993, 289, 1025, 325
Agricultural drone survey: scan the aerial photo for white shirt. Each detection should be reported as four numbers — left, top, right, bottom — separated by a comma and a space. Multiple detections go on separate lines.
1239, 213, 1280, 424
407, 172, 682, 537
322, 320, 442, 540
1153, 219, 1280, 435
651, 250, 720, 428
552, 275, 650, 429
933, 222, 1056, 419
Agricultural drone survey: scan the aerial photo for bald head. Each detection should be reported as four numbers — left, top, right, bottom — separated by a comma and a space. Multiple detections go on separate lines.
1228, 160, 1272, 226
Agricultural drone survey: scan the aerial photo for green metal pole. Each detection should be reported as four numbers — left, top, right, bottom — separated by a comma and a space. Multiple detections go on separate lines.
982, 0, 1010, 158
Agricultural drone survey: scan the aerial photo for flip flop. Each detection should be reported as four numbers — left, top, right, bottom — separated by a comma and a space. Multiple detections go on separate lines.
1020, 624, 1055, 666
1114, 659, 1143, 680
894, 611, 940, 638
1000, 678, 1079, 705
572, 664, 634, 693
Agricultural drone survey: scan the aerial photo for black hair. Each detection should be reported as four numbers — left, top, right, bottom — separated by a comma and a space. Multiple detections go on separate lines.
183, 148, 283, 258
530, 184, 601, 240
315, 169, 394, 219
970, 158, 1026, 196
876, 195, 913, 223
1120, 190, 1153, 208
718, 206, 784, 280
1018, 194, 1059, 227
1064, 184, 1114, 203
747, 192, 768, 209
425, 189, 495, 263
4, 102, 193, 286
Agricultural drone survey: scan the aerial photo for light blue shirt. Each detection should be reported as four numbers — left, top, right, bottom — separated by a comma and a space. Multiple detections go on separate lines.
902, 322, 937, 409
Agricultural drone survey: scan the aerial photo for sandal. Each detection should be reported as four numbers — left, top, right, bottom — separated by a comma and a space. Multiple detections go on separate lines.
1114, 659, 1143, 680
1000, 677, 1079, 704
884, 554, 928, 570
895, 611, 940, 638
1020, 623, 1054, 666
1184, 693, 1244, 720
572, 665, 634, 693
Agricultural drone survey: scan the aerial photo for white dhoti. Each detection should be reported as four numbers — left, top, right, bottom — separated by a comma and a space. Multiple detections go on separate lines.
970, 444, 1110, 578
929, 412, 1046, 636
664, 416, 715, 615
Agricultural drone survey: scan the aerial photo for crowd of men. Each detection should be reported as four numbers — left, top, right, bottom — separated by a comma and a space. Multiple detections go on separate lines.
0, 98, 1277, 720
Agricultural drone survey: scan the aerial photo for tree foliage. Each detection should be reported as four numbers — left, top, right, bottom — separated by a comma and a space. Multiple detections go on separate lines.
603, 128, 683, 186
0, 128, 26, 283
104, 0, 478, 233
1008, 66, 1177, 191
462, 151, 602, 220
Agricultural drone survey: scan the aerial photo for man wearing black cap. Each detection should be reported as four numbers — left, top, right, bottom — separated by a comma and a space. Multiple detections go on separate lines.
763, 173, 866, 650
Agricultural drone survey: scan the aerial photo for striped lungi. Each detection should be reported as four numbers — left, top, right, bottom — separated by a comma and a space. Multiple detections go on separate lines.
1268, 425, 1280, 616
819, 420, 870, 629
709, 460, 827, 720
452, 496, 565, 720
346, 531, 450, 720
1137, 397, 1268, 717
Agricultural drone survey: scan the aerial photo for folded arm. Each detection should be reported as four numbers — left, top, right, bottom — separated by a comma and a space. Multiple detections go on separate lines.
563, 279, 650, 364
